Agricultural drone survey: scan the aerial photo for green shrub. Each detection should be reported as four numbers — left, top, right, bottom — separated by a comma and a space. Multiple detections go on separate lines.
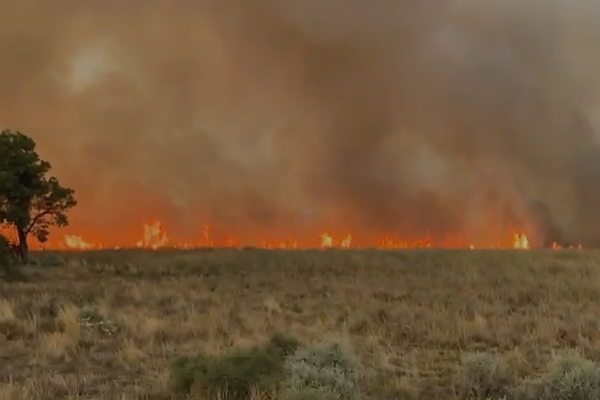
283, 340, 363, 400
460, 352, 515, 399
536, 351, 600, 400
172, 333, 299, 399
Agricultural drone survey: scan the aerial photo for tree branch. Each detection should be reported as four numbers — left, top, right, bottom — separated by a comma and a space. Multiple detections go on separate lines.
25, 209, 52, 234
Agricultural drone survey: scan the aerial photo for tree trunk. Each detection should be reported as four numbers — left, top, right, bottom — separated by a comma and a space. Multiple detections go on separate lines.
17, 228, 28, 264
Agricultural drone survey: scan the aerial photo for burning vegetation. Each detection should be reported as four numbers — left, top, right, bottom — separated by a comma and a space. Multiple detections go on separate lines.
56, 221, 535, 250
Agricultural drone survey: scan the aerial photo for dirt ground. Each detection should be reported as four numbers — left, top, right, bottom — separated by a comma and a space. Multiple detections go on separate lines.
1, 249, 599, 399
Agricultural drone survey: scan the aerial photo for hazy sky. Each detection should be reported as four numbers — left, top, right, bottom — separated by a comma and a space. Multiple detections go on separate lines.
1, 0, 600, 246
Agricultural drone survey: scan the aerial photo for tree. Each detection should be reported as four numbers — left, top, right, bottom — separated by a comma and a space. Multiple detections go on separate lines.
0, 129, 76, 263
0, 233, 11, 267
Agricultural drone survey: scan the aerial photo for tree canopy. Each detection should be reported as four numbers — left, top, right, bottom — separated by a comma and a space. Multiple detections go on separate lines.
0, 129, 76, 262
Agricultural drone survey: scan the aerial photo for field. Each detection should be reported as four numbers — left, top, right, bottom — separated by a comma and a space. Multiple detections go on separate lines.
1, 249, 600, 399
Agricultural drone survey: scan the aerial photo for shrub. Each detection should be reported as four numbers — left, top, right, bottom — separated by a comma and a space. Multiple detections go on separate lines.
172, 333, 299, 399
536, 351, 600, 400
283, 340, 363, 400
460, 352, 515, 399
270, 331, 302, 356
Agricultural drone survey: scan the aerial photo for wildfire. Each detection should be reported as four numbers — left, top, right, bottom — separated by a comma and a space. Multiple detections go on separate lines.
320, 233, 352, 248
135, 220, 168, 249
39, 220, 567, 251
550, 242, 583, 250
63, 235, 102, 250
513, 232, 529, 249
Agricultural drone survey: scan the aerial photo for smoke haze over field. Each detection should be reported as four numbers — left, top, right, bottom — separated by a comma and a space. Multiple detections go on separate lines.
1, 0, 600, 246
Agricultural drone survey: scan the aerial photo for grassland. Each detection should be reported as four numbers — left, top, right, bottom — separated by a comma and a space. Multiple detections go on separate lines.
1, 249, 600, 399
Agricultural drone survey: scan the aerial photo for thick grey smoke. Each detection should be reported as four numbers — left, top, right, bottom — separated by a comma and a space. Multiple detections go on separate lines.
0, 0, 599, 246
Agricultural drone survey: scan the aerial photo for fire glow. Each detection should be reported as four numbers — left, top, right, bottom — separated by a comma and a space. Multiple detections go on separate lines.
38, 220, 566, 251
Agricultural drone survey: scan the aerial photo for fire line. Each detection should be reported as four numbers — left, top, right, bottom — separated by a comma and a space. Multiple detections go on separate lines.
35, 221, 570, 250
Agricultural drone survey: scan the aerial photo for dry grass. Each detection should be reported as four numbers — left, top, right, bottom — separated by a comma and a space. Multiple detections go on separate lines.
1, 248, 600, 399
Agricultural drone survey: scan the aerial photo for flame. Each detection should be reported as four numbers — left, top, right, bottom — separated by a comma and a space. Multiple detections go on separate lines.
513, 232, 529, 249
550, 242, 582, 250
1, 217, 587, 251
40, 220, 559, 251
135, 220, 168, 249
63, 235, 102, 250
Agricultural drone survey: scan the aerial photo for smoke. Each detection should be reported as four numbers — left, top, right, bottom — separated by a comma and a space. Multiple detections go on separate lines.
1, 0, 600, 246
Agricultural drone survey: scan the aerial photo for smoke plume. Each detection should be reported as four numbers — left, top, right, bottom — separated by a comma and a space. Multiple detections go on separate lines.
1, 0, 600, 246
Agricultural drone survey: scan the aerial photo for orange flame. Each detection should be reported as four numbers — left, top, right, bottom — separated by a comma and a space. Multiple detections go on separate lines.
41, 220, 554, 251
513, 232, 529, 249
135, 220, 168, 249
63, 235, 102, 250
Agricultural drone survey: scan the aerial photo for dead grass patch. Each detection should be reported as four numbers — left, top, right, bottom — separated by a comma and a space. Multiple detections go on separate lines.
0, 249, 599, 399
